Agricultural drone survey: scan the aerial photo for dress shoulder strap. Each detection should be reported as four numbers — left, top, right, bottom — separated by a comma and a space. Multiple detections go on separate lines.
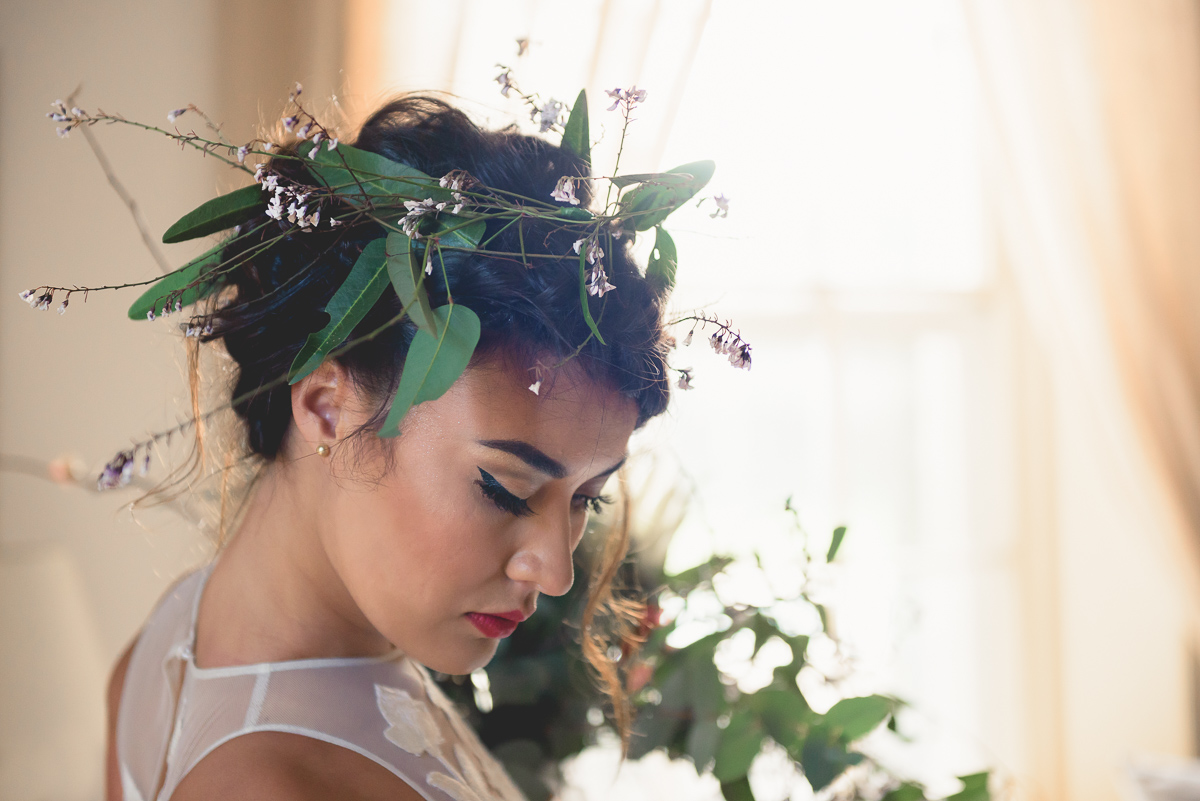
115, 567, 210, 801
117, 563, 526, 801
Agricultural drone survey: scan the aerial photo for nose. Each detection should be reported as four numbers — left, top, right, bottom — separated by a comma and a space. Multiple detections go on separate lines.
506, 513, 576, 597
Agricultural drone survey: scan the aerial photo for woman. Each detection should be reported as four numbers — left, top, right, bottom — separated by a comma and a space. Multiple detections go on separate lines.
104, 95, 675, 801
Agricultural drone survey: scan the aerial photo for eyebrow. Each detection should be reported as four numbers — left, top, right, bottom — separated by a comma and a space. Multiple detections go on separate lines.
478, 439, 626, 481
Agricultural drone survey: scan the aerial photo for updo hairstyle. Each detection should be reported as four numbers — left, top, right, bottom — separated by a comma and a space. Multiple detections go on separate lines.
202, 95, 671, 744
208, 96, 671, 460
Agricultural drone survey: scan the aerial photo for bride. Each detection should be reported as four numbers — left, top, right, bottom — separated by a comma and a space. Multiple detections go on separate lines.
103, 94, 677, 801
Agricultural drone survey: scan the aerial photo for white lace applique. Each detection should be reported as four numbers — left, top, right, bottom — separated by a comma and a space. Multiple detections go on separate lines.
374, 684, 444, 757
414, 668, 527, 800
426, 743, 498, 801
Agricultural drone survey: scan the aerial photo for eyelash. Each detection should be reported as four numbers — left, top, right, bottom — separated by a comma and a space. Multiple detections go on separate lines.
475, 468, 613, 518
476, 468, 533, 517
575, 493, 613, 515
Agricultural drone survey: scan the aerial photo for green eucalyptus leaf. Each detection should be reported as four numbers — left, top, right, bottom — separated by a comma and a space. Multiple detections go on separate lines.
815, 603, 830, 634
646, 226, 678, 294
686, 651, 725, 721
435, 216, 487, 251
754, 689, 813, 752
127, 242, 225, 320
561, 89, 591, 167
577, 248, 607, 345
883, 784, 928, 801
800, 738, 863, 792
773, 660, 803, 689
161, 184, 266, 244
712, 709, 763, 783
665, 556, 734, 594
385, 231, 438, 335
946, 772, 990, 801
554, 207, 595, 222
618, 160, 715, 231
827, 526, 847, 562
379, 303, 480, 437
307, 142, 448, 206
823, 695, 893, 742
288, 238, 389, 384
685, 719, 721, 771
719, 776, 755, 801
629, 666, 688, 759
611, 172, 698, 189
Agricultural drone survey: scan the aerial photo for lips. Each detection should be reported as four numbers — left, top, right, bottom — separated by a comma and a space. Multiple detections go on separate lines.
465, 610, 526, 638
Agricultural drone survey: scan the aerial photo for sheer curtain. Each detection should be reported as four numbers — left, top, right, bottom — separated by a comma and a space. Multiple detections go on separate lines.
349, 2, 1022, 799
965, 0, 1200, 798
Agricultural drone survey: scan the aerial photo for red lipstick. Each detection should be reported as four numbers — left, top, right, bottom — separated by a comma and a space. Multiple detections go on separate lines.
465, 610, 526, 639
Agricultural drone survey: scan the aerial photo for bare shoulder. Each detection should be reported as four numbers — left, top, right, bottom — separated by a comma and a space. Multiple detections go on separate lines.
170, 732, 426, 801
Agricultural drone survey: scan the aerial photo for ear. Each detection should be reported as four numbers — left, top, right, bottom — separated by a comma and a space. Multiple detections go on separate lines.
289, 360, 357, 454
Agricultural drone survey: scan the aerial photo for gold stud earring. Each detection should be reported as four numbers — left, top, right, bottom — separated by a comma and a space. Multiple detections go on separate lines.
316, 444, 331, 458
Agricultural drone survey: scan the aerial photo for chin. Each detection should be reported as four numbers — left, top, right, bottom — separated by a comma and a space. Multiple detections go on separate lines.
410, 635, 498, 676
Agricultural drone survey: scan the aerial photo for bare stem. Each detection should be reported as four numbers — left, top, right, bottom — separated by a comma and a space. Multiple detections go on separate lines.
79, 124, 172, 274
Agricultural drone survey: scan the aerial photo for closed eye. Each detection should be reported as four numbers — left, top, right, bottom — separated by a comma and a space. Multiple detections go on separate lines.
573, 493, 613, 515
476, 467, 534, 518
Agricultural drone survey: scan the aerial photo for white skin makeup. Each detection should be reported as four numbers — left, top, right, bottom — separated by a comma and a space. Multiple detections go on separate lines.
193, 352, 638, 675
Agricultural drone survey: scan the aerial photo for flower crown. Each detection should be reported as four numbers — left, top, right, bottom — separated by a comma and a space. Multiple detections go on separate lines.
29, 80, 749, 490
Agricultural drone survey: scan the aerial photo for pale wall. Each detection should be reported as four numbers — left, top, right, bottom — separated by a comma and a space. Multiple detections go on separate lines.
0, 2, 340, 798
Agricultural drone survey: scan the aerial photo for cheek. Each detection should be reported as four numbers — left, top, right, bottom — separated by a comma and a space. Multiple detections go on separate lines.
328, 471, 507, 621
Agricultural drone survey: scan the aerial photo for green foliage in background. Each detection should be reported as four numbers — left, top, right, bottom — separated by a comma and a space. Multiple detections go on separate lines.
434, 497, 993, 801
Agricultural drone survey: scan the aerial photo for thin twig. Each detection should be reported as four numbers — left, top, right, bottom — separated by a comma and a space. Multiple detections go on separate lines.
78, 124, 172, 275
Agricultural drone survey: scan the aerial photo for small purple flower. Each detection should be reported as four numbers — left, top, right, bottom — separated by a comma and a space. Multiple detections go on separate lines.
551, 176, 579, 206
401, 197, 439, 239
605, 86, 648, 112
167, 108, 187, 123
282, 115, 299, 132
729, 343, 752, 370
573, 237, 603, 264
495, 66, 515, 97
677, 369, 693, 390
586, 263, 616, 297
535, 98, 564, 133
97, 450, 135, 491
710, 193, 730, 219
237, 145, 250, 163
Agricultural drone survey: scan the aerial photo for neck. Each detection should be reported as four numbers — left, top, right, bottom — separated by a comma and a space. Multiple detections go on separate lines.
194, 458, 394, 668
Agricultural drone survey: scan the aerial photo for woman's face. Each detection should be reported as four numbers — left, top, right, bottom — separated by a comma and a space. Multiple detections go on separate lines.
315, 356, 638, 675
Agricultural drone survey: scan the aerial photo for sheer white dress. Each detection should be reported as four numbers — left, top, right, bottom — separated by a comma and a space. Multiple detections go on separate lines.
116, 563, 527, 801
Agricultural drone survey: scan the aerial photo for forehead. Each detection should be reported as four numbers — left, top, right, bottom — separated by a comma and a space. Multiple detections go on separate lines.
404, 354, 638, 472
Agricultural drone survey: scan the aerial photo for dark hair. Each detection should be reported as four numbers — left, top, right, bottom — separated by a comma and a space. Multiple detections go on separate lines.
202, 96, 672, 745
209, 95, 671, 459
